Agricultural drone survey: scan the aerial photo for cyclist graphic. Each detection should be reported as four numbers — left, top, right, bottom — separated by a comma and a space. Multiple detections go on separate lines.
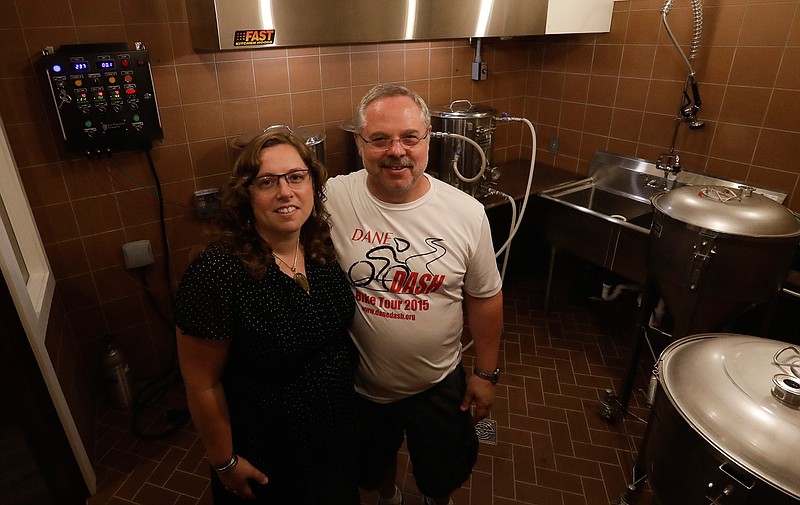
347, 236, 446, 293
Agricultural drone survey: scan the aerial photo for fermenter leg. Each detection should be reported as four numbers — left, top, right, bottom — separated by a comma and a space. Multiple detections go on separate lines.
618, 276, 659, 411
610, 276, 662, 504
613, 391, 659, 505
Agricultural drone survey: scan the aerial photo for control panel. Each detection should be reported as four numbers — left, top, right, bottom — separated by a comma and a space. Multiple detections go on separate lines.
42, 42, 163, 154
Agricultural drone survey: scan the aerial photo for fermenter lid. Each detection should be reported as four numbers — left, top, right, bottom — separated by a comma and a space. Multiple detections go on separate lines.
652, 185, 800, 238
659, 334, 800, 499
429, 99, 497, 119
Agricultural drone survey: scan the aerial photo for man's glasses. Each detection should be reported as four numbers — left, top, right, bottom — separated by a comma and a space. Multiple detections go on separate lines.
251, 170, 311, 192
358, 131, 429, 152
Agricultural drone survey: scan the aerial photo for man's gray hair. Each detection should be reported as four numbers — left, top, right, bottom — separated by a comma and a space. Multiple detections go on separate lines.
354, 84, 431, 133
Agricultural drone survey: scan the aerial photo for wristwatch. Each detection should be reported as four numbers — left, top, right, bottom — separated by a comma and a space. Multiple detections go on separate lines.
473, 367, 501, 385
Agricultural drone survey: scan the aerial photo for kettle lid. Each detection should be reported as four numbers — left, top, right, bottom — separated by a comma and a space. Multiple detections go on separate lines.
652, 185, 800, 237
659, 334, 800, 498
430, 99, 497, 118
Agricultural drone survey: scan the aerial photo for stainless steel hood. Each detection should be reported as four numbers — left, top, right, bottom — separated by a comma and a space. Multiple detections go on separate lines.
187, 0, 555, 51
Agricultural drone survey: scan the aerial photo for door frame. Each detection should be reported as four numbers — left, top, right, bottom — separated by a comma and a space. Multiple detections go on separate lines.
0, 115, 95, 493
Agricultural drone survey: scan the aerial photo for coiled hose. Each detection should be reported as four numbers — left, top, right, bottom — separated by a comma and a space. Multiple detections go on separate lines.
662, 0, 703, 75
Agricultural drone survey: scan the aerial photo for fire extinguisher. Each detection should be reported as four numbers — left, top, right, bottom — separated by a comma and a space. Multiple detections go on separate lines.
102, 335, 133, 409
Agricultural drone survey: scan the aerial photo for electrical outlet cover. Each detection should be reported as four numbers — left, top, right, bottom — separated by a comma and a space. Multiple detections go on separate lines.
195, 188, 221, 219
549, 137, 559, 155
122, 240, 154, 269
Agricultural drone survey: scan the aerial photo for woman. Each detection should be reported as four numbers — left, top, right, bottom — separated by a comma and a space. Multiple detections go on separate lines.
175, 131, 358, 504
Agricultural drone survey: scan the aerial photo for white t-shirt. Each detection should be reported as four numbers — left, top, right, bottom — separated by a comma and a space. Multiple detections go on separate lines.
326, 170, 502, 402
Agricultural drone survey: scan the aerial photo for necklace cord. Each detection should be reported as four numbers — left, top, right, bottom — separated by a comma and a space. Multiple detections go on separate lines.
273, 239, 300, 273
272, 239, 310, 293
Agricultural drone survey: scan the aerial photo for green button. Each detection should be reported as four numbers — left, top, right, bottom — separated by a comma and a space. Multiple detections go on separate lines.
84, 120, 92, 127
132, 114, 140, 121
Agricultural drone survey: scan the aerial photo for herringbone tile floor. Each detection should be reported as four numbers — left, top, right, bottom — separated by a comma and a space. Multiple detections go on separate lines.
89, 267, 656, 505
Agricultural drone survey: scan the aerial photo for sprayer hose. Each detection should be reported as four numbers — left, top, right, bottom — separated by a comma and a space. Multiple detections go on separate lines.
661, 0, 703, 74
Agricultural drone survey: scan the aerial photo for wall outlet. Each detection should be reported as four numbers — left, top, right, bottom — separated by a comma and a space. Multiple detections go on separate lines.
194, 188, 221, 219
549, 137, 560, 155
471, 61, 488, 81
122, 240, 154, 269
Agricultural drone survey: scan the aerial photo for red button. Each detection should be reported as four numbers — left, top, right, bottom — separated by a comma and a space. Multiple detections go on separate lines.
121, 59, 130, 67
126, 88, 136, 95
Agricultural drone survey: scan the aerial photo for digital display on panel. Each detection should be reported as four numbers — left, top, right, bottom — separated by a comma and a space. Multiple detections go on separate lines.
72, 61, 89, 72
97, 60, 115, 70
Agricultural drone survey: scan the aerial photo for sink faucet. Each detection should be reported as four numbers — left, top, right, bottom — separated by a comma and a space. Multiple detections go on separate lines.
655, 147, 681, 190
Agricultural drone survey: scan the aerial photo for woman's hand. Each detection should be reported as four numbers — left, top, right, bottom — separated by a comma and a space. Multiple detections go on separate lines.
217, 456, 269, 500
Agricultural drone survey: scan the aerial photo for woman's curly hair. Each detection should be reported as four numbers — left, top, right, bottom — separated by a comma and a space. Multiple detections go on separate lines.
212, 130, 335, 279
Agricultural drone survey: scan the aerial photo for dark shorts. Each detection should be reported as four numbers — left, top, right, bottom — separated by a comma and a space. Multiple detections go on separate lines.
355, 364, 479, 497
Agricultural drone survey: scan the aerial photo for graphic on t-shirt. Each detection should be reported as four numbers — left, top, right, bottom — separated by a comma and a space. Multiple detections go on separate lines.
347, 235, 446, 294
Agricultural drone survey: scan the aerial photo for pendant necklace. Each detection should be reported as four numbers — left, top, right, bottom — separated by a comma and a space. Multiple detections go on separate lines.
272, 239, 310, 293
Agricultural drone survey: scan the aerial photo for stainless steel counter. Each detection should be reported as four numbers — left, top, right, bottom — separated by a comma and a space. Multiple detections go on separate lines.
480, 159, 579, 209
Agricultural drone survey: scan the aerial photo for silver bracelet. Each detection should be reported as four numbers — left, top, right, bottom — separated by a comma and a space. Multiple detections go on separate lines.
213, 454, 239, 473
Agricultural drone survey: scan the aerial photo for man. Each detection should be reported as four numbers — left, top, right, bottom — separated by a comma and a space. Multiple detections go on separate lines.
326, 84, 503, 505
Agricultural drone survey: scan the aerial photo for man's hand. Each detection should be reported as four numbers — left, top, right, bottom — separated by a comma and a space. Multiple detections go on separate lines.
460, 374, 496, 423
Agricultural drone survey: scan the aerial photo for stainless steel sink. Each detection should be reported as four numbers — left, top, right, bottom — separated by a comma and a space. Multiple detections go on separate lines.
539, 150, 788, 235
540, 179, 655, 233
536, 150, 789, 309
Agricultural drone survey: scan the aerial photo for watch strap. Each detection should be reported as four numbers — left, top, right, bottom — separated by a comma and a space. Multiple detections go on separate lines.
473, 367, 500, 384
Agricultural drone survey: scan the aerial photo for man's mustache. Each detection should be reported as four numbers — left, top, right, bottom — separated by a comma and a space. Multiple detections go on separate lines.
380, 157, 415, 168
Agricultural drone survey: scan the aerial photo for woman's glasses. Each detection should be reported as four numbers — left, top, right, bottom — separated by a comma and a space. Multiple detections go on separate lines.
251, 170, 310, 192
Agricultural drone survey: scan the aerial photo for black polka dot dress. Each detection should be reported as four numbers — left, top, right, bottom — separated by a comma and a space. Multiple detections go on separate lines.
176, 243, 358, 504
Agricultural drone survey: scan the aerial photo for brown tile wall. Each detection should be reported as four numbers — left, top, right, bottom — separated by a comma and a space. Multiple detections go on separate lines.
1, 0, 799, 402
533, 0, 800, 200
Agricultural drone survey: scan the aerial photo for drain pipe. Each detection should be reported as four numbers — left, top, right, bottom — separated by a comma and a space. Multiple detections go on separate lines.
601, 283, 640, 302
649, 298, 667, 327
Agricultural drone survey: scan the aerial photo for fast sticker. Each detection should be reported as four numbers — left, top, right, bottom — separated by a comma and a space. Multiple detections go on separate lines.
233, 30, 276, 46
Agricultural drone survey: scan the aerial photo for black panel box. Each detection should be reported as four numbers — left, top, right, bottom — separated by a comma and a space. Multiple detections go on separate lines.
42, 42, 164, 153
